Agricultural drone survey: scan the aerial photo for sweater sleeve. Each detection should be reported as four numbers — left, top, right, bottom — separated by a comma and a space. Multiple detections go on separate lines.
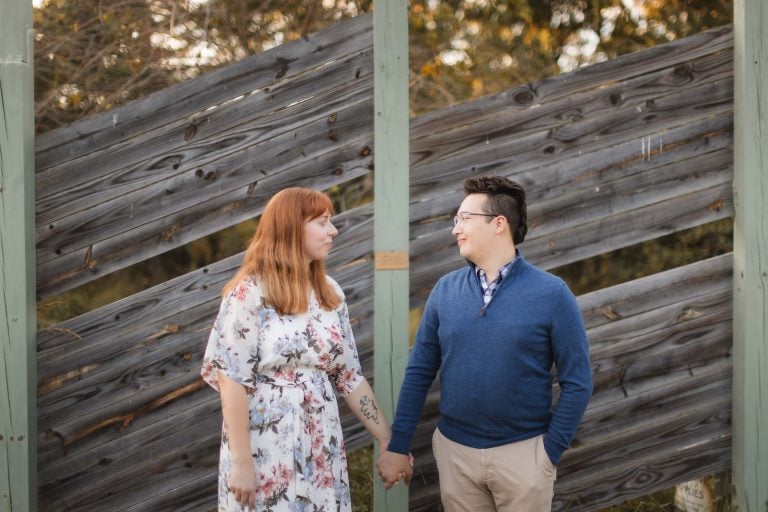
544, 281, 593, 465
387, 285, 442, 454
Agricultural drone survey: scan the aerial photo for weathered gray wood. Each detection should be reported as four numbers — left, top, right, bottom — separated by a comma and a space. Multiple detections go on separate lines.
121, 473, 218, 512
37, 253, 734, 511
34, 23, 733, 300
571, 359, 732, 450
732, 0, 768, 509
409, 79, 733, 209
579, 253, 732, 330
36, 88, 374, 297
590, 293, 731, 392
34, 13, 373, 169
411, 24, 732, 132
409, 108, 733, 233
36, 47, 373, 222
39, 387, 219, 511
0, 0, 36, 509
410, 180, 733, 302
410, 49, 732, 195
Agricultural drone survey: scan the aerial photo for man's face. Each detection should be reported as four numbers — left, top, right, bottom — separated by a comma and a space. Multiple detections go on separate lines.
451, 194, 496, 262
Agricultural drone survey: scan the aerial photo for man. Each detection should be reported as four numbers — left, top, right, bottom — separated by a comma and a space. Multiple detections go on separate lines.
377, 176, 592, 511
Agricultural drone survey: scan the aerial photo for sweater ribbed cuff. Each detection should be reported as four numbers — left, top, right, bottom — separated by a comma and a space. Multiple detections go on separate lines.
386, 435, 411, 455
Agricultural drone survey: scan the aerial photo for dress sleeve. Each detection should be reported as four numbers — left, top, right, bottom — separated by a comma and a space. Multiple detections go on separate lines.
328, 297, 365, 397
200, 279, 261, 392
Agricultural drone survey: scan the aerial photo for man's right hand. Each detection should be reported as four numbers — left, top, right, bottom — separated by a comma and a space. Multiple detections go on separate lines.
377, 450, 414, 489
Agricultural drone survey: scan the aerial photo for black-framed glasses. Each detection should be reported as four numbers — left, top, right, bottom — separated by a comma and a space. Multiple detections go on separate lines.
453, 211, 498, 226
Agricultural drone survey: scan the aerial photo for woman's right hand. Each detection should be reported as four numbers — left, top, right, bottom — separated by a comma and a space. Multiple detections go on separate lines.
229, 460, 258, 508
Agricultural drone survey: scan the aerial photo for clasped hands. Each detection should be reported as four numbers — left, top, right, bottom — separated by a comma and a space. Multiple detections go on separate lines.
377, 447, 415, 489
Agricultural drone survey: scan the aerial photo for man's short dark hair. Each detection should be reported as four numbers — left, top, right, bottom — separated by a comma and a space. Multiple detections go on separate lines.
463, 176, 527, 244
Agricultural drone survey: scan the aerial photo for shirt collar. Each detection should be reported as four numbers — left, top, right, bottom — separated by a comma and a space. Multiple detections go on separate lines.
475, 253, 518, 282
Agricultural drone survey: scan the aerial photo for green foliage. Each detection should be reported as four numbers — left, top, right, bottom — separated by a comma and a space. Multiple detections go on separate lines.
596, 487, 677, 511
408, 0, 732, 114
348, 446, 374, 512
34, 0, 371, 132
34, 0, 732, 129
555, 219, 734, 296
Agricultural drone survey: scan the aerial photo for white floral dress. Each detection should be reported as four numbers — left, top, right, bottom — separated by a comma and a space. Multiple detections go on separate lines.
201, 276, 364, 512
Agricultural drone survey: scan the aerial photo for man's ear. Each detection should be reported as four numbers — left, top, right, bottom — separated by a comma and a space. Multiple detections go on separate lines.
494, 216, 508, 234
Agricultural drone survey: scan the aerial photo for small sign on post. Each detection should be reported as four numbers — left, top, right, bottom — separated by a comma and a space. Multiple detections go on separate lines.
674, 478, 715, 512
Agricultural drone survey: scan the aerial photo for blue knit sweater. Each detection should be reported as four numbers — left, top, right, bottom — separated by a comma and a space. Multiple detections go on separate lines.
388, 253, 592, 465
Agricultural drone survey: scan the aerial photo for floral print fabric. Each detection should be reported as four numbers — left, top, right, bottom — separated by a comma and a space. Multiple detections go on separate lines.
201, 276, 364, 512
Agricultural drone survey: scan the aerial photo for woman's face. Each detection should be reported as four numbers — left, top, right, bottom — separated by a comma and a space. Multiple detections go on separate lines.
303, 209, 338, 263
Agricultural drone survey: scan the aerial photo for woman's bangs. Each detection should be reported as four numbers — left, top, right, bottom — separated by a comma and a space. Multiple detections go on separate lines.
304, 191, 334, 220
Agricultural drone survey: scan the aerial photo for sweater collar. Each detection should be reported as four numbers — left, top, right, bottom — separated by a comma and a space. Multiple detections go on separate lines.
465, 248, 526, 277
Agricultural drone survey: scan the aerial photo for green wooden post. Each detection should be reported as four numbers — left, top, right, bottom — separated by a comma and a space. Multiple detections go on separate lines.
0, 0, 37, 510
373, 0, 409, 510
732, 0, 768, 510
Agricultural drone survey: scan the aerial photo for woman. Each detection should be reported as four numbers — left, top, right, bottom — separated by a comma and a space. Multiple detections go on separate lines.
201, 187, 400, 511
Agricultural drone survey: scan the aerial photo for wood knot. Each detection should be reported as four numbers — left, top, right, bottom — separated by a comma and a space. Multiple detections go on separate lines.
360, 146, 371, 157
707, 199, 726, 212
83, 245, 96, 269
513, 90, 535, 105
678, 307, 702, 322
274, 56, 291, 80
161, 224, 181, 241
598, 305, 622, 321
184, 120, 198, 141
671, 63, 693, 82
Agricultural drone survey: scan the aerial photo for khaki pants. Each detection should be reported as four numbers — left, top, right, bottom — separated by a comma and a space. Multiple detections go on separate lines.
432, 428, 556, 512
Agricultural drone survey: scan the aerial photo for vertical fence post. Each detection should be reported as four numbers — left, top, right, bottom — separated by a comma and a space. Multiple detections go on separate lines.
732, 0, 768, 510
373, 0, 409, 510
0, 0, 37, 510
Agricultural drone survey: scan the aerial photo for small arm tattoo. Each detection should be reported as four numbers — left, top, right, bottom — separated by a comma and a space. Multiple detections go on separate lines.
360, 395, 380, 425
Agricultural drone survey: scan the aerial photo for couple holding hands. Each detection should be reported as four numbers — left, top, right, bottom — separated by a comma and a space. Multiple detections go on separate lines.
202, 176, 592, 511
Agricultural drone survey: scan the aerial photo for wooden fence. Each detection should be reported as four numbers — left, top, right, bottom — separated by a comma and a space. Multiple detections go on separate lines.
35, 12, 734, 511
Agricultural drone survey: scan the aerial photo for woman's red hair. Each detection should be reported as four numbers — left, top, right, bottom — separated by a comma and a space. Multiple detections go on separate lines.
222, 187, 341, 314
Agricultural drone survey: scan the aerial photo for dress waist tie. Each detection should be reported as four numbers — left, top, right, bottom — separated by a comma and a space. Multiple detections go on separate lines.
262, 372, 334, 499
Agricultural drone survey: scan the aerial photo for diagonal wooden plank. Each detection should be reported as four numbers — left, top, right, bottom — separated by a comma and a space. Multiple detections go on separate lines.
34, 13, 373, 170
36, 47, 373, 220
36, 87, 373, 263
411, 24, 732, 133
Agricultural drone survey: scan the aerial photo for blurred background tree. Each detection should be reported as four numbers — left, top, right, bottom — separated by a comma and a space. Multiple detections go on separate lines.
35, 0, 731, 129
33, 1, 733, 510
